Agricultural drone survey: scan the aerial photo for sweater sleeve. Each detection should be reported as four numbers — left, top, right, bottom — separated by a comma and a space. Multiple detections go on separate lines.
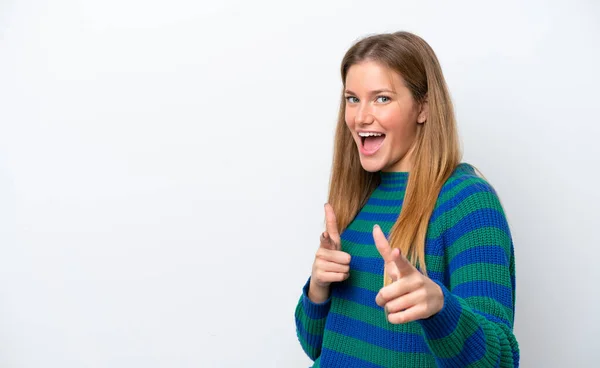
417, 178, 520, 367
294, 277, 332, 361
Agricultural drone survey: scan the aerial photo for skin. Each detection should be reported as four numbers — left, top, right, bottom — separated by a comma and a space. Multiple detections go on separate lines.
373, 225, 444, 324
344, 60, 427, 172
309, 61, 444, 323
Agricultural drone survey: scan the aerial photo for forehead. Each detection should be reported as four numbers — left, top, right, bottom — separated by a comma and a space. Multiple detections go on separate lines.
345, 61, 404, 91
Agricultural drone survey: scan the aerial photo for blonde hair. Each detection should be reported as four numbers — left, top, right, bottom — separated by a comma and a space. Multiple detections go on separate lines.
328, 31, 462, 282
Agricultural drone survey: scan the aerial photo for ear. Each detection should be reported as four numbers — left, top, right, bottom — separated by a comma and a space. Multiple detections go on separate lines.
417, 96, 429, 124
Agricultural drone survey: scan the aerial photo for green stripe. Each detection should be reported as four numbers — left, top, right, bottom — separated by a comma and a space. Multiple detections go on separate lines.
426, 191, 504, 239
451, 264, 513, 288
370, 190, 406, 200
351, 219, 396, 232
424, 254, 444, 274
447, 228, 511, 260
297, 309, 328, 335
330, 298, 424, 335
426, 299, 479, 359
448, 191, 504, 221
463, 296, 514, 324
463, 318, 505, 367
436, 176, 483, 207
342, 240, 381, 258
347, 270, 384, 292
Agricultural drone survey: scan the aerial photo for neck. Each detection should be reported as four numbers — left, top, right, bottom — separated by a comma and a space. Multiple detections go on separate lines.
379, 170, 409, 188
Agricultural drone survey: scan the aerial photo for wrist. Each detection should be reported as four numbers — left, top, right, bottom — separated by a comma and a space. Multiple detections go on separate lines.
308, 279, 330, 303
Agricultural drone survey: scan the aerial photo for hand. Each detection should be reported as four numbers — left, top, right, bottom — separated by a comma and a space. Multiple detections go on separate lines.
308, 203, 351, 302
372, 224, 444, 324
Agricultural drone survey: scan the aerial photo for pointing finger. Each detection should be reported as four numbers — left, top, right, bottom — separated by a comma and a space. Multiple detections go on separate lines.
373, 224, 393, 262
390, 247, 416, 278
319, 231, 336, 250
373, 224, 401, 282
324, 203, 341, 249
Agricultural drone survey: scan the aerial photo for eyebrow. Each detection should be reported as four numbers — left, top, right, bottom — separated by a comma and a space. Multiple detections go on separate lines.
344, 89, 396, 95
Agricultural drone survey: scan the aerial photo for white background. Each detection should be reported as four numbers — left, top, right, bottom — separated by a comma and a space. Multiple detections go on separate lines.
1, 0, 599, 367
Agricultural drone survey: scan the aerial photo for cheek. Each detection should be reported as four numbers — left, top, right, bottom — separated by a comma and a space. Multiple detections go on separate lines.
381, 111, 417, 141
380, 110, 406, 131
345, 111, 355, 129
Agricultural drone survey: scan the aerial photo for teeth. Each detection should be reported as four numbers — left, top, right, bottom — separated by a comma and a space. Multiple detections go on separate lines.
358, 132, 384, 137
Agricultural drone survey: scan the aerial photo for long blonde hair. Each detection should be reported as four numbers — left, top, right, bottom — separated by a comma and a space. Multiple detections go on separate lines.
328, 31, 462, 279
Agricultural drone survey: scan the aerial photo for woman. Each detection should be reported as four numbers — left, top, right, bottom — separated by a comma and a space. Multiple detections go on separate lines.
294, 31, 519, 367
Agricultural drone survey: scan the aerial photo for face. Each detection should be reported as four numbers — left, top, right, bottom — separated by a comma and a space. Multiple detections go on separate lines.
344, 60, 428, 172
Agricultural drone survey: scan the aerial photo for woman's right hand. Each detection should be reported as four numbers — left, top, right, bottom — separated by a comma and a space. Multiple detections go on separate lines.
308, 203, 352, 303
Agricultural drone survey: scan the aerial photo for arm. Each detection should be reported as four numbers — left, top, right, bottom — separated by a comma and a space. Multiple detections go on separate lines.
418, 179, 519, 367
294, 277, 332, 361
295, 203, 348, 361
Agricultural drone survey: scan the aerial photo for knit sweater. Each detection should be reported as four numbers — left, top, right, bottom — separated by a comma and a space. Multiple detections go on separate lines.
295, 163, 519, 367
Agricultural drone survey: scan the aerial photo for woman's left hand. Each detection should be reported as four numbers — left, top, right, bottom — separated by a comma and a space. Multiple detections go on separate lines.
373, 225, 444, 324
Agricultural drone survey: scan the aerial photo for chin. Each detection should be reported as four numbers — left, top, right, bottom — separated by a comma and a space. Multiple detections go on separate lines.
359, 156, 386, 173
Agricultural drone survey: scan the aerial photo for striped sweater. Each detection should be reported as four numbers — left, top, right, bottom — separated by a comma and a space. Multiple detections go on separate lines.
295, 163, 519, 367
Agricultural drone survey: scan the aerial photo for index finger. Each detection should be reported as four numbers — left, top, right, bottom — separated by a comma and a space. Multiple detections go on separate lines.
374, 226, 416, 279
324, 203, 341, 248
390, 247, 416, 277
373, 224, 394, 262
373, 224, 401, 282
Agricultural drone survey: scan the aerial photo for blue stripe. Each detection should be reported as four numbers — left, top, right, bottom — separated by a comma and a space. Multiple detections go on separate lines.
325, 312, 431, 353
355, 211, 399, 222
431, 181, 495, 222
424, 237, 445, 256
442, 208, 510, 246
421, 286, 462, 339
346, 204, 508, 251
512, 347, 520, 367
427, 270, 443, 281
438, 176, 466, 196
334, 283, 381, 310
380, 173, 408, 183
439, 170, 475, 195
349, 255, 441, 281
366, 198, 404, 207
494, 351, 502, 368
349, 255, 384, 275
381, 177, 407, 184
473, 310, 512, 329
341, 229, 376, 244
452, 281, 514, 309
302, 279, 331, 319
449, 246, 509, 270
320, 348, 385, 368
377, 185, 406, 192
511, 275, 516, 294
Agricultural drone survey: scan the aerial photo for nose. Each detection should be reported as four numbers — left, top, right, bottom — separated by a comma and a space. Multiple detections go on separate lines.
355, 102, 374, 126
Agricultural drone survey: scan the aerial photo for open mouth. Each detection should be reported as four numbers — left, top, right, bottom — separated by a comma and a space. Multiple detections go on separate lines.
359, 132, 386, 154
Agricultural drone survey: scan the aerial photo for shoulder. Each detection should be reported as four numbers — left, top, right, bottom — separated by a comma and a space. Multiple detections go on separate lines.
443, 162, 494, 191
439, 162, 506, 219
438, 163, 514, 266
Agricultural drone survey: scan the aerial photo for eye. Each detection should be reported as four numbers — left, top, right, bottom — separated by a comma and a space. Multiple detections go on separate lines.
376, 96, 391, 103
345, 96, 359, 104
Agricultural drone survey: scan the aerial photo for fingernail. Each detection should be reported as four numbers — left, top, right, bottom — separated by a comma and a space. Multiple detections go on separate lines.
374, 224, 380, 230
